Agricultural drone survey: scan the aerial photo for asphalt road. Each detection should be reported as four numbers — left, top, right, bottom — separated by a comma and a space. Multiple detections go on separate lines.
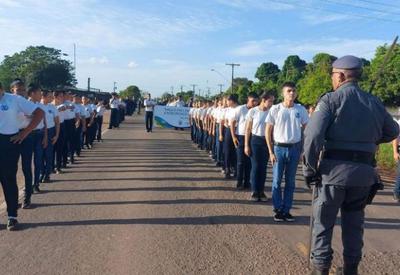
0, 115, 399, 275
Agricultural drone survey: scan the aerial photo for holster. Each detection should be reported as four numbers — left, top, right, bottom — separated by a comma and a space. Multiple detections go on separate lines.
366, 174, 384, 205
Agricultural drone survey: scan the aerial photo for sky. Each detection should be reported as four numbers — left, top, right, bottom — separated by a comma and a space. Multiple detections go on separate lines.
0, 0, 399, 96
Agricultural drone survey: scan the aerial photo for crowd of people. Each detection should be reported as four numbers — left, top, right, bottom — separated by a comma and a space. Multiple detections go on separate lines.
189, 82, 309, 222
0, 79, 108, 231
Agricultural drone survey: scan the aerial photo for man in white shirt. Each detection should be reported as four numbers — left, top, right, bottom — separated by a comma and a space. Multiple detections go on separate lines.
230, 92, 259, 189
72, 95, 86, 156
96, 100, 106, 141
53, 90, 66, 174
63, 92, 79, 166
0, 81, 44, 230
27, 84, 48, 195
223, 95, 239, 179
10, 79, 36, 208
41, 90, 60, 183
266, 82, 309, 222
144, 94, 156, 132
108, 92, 120, 129
83, 96, 96, 149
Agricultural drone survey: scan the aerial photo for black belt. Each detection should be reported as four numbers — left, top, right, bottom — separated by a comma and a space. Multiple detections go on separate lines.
323, 150, 375, 166
275, 142, 298, 147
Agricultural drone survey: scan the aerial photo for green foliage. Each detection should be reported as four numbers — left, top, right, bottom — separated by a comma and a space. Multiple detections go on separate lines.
176, 90, 194, 102
119, 85, 141, 99
279, 55, 307, 84
255, 62, 280, 82
376, 143, 396, 170
0, 46, 76, 89
361, 43, 400, 105
297, 53, 336, 106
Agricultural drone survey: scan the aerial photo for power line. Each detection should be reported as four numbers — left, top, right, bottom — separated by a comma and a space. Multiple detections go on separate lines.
356, 0, 400, 9
267, 0, 400, 23
324, 0, 400, 17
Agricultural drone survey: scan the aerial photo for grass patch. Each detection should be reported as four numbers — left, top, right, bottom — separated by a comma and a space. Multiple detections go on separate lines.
377, 142, 397, 171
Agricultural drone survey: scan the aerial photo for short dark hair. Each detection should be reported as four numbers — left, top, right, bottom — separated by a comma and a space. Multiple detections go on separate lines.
0, 82, 3, 89
10, 78, 24, 89
42, 90, 51, 96
247, 92, 259, 99
53, 90, 64, 97
228, 94, 238, 103
260, 91, 274, 101
27, 84, 40, 96
282, 81, 296, 90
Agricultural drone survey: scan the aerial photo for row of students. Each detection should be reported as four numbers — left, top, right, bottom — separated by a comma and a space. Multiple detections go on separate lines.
0, 79, 107, 231
189, 82, 309, 222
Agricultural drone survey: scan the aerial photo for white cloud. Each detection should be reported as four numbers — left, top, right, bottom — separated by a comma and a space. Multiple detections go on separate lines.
302, 13, 352, 25
87, 57, 109, 64
128, 61, 138, 68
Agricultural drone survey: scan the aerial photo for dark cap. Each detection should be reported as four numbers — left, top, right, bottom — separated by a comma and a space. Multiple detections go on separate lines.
332, 55, 362, 70
227, 94, 238, 102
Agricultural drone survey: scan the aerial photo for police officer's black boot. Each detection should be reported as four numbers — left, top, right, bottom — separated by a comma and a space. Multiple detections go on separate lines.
311, 267, 329, 275
339, 262, 358, 275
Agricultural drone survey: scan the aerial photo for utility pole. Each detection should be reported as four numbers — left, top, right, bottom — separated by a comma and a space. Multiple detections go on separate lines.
218, 84, 224, 94
87, 77, 91, 91
226, 63, 240, 94
191, 84, 197, 100
113, 81, 117, 93
180, 85, 184, 93
73, 43, 77, 75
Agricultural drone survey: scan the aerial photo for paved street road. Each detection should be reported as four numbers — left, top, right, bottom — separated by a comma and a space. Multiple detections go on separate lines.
0, 115, 399, 275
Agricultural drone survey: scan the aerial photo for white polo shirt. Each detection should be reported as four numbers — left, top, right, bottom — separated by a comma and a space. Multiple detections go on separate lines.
144, 99, 155, 112
0, 93, 38, 135
110, 98, 119, 109
97, 105, 106, 116
265, 103, 309, 144
83, 104, 94, 118
64, 101, 76, 120
246, 106, 269, 137
42, 103, 59, 129
225, 107, 236, 127
233, 104, 250, 136
56, 104, 66, 123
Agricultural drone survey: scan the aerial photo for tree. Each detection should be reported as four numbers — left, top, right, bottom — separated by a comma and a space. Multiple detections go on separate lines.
297, 53, 337, 106
361, 43, 400, 105
120, 85, 141, 99
279, 55, 307, 84
0, 46, 76, 89
255, 62, 280, 82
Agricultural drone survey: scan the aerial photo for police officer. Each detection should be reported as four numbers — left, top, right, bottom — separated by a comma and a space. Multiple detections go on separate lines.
303, 55, 399, 275
53, 90, 66, 174
0, 82, 44, 230
108, 92, 120, 129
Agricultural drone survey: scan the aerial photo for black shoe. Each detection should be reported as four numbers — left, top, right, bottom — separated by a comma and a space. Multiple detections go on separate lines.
224, 173, 231, 180
283, 212, 295, 222
341, 263, 358, 275
33, 185, 41, 193
22, 200, 31, 209
274, 211, 285, 222
393, 192, 400, 202
7, 218, 18, 231
250, 192, 259, 202
56, 169, 62, 175
42, 176, 51, 183
259, 193, 268, 202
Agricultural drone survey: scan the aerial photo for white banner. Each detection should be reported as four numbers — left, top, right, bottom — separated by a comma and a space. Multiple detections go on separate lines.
154, 105, 190, 128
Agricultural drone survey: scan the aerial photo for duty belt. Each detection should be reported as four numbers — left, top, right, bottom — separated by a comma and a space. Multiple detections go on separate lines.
323, 150, 375, 166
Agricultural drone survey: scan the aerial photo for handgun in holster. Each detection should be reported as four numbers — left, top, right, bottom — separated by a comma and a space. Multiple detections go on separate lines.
366, 172, 384, 205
